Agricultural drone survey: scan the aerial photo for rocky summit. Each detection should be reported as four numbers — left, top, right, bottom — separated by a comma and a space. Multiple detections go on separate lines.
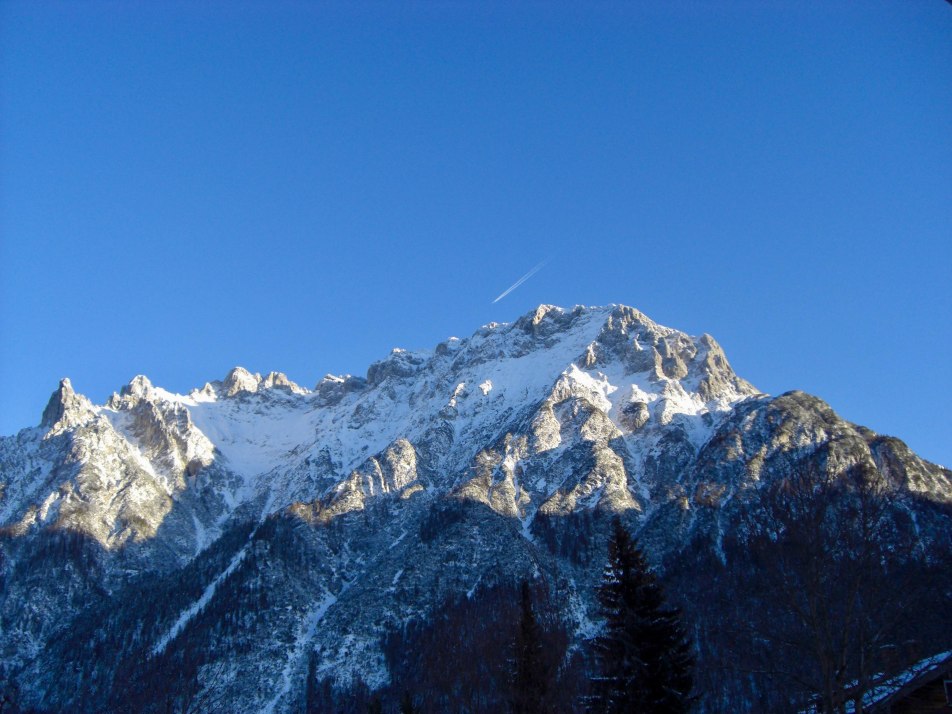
1, 304, 950, 712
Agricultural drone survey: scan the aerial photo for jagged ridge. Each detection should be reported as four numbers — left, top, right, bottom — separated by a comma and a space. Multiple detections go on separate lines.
0, 304, 949, 713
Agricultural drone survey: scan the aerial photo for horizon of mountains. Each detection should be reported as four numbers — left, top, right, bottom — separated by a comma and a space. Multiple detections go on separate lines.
2, 303, 950, 712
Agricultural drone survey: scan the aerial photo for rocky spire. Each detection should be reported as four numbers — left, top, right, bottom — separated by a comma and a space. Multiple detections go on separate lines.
40, 378, 93, 430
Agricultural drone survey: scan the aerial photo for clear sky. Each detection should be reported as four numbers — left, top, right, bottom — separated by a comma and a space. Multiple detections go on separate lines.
1, 2, 950, 466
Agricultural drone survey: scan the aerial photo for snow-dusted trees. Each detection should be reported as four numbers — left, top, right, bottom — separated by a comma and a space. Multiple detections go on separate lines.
589, 518, 694, 713
361, 577, 580, 712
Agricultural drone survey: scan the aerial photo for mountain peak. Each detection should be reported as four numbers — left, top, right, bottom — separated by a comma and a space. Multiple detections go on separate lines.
120, 374, 155, 399
4, 303, 951, 714
40, 377, 92, 431
221, 366, 260, 396
214, 366, 307, 397
528, 303, 564, 324
261, 371, 307, 393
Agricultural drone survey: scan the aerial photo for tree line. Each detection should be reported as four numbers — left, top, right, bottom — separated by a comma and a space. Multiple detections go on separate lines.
306, 462, 952, 713
307, 517, 695, 713
4, 460, 947, 713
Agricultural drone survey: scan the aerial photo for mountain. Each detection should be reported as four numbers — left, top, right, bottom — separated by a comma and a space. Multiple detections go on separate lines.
1, 304, 950, 712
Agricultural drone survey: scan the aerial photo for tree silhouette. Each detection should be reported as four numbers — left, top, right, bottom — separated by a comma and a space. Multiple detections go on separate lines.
589, 518, 694, 713
398, 689, 416, 714
511, 580, 548, 713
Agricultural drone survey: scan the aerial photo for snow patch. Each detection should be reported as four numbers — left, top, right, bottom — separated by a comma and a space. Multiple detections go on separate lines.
260, 592, 339, 714
151, 520, 262, 657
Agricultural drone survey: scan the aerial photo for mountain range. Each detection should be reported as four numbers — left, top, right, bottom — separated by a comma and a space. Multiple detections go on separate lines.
2, 304, 949, 712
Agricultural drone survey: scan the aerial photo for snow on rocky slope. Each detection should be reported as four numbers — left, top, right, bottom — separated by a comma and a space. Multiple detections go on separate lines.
1, 304, 949, 712
0, 304, 760, 555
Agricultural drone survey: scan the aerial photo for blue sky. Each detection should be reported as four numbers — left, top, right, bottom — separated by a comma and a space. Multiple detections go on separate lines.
1, 2, 950, 465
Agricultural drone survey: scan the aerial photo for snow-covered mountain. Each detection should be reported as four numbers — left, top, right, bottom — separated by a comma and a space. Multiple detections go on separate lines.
1, 304, 950, 712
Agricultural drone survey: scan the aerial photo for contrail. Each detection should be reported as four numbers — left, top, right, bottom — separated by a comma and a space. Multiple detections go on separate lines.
492, 260, 549, 304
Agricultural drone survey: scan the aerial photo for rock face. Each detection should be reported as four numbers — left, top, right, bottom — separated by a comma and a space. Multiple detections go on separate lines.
0, 304, 949, 713
40, 378, 93, 431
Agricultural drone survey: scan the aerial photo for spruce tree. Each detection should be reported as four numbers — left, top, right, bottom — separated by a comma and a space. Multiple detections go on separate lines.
511, 580, 548, 713
590, 518, 694, 713
399, 690, 416, 714
305, 651, 318, 713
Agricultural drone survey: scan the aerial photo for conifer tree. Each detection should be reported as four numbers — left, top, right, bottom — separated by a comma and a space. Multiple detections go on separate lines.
399, 690, 416, 714
590, 518, 694, 713
511, 580, 548, 713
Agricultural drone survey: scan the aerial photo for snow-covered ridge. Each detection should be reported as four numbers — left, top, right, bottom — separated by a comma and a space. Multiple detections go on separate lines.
0, 304, 760, 549
3, 304, 952, 714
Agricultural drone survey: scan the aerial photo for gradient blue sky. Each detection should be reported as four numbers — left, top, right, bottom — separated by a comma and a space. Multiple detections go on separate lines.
1, 2, 950, 465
